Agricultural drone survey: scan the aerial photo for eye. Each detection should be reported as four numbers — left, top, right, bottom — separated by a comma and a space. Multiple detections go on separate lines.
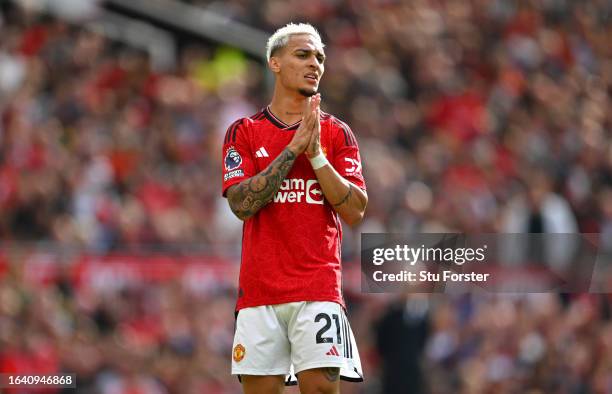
296, 53, 307, 58
317, 56, 325, 64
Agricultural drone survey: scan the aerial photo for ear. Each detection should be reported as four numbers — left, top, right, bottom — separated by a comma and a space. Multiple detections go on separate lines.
268, 57, 281, 74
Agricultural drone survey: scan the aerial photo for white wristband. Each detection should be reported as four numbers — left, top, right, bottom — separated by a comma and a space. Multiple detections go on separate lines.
308, 151, 329, 170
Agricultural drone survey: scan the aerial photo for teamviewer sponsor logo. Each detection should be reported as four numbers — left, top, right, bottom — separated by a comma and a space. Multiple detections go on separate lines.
345, 157, 361, 174
273, 179, 324, 205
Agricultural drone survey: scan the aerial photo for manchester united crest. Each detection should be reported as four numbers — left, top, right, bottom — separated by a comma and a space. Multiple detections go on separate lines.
233, 344, 245, 362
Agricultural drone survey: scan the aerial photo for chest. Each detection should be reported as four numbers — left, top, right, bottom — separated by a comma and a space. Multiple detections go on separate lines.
250, 122, 333, 173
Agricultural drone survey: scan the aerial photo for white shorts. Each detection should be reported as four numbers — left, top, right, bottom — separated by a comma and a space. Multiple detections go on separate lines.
231, 301, 363, 385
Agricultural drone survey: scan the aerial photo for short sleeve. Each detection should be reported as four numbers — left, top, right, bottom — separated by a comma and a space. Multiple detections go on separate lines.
330, 118, 366, 191
222, 118, 255, 197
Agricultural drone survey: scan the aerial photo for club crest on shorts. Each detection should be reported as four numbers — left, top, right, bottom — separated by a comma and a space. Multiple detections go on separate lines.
233, 344, 245, 362
225, 147, 242, 170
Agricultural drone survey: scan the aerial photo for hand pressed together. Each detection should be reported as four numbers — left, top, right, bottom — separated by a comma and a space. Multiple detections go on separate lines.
287, 94, 322, 156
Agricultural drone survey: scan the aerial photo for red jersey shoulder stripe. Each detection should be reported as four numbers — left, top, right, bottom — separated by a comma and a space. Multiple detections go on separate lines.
232, 121, 241, 142
339, 119, 357, 147
250, 110, 266, 121
332, 118, 356, 147
224, 119, 242, 144
224, 111, 266, 145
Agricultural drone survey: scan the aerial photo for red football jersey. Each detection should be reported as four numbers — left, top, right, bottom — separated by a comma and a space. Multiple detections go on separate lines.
222, 107, 366, 311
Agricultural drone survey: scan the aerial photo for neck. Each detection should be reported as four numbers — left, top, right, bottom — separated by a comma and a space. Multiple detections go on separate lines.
268, 84, 310, 125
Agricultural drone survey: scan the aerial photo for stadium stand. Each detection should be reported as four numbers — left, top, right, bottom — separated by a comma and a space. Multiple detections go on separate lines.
0, 0, 611, 393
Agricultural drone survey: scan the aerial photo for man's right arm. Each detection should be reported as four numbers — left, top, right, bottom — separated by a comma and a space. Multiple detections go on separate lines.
226, 147, 297, 220
225, 98, 318, 220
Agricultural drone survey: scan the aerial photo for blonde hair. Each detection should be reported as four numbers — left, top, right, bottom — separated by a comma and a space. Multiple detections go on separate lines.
266, 23, 324, 61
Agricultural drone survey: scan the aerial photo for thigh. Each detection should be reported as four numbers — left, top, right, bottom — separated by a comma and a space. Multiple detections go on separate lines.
297, 367, 340, 394
288, 302, 346, 373
241, 375, 285, 394
232, 305, 291, 377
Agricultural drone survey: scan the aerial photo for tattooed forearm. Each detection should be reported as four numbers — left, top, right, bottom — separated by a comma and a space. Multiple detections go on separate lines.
333, 184, 353, 207
323, 367, 340, 382
227, 148, 296, 220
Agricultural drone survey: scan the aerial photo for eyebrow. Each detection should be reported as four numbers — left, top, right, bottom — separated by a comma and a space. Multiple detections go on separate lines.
293, 48, 326, 58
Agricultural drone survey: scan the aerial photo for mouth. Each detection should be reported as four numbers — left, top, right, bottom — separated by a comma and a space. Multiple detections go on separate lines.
304, 73, 318, 83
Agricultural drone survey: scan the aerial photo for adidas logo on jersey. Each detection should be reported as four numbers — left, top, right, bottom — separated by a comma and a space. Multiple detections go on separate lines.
255, 147, 269, 158
273, 178, 324, 205
326, 346, 340, 356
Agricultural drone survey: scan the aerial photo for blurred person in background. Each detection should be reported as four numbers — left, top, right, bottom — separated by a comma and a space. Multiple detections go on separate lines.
375, 294, 429, 394
222, 23, 367, 394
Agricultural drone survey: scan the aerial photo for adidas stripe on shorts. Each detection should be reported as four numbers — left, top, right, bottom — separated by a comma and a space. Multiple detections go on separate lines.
231, 301, 363, 385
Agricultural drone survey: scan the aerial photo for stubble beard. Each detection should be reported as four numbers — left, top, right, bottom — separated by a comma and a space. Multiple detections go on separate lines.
298, 87, 317, 97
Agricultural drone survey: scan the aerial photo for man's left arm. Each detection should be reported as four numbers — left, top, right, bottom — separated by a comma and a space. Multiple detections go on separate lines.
306, 98, 367, 226
311, 160, 368, 226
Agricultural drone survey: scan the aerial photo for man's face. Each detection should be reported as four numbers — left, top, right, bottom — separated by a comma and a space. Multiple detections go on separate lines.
270, 34, 325, 97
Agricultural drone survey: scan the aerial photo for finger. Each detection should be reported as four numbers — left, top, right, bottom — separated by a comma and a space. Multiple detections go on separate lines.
305, 102, 315, 126
308, 124, 317, 145
304, 97, 313, 118
303, 111, 315, 138
303, 114, 312, 137
309, 118, 318, 146
300, 105, 312, 131
310, 108, 317, 130
310, 94, 320, 111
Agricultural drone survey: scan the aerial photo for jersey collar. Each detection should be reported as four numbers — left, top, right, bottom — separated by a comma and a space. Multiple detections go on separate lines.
264, 106, 301, 131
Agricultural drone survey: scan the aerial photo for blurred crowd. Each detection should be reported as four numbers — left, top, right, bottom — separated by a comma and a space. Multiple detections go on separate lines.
372, 292, 612, 394
183, 0, 612, 243
1, 259, 611, 393
1, 0, 611, 251
0, 3, 263, 253
1, 0, 612, 393
0, 254, 240, 394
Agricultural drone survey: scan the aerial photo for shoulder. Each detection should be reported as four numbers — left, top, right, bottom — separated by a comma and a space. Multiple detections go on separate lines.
321, 111, 344, 126
226, 109, 267, 130
322, 112, 358, 146
323, 112, 354, 134
224, 118, 246, 144
246, 108, 267, 125
224, 110, 266, 143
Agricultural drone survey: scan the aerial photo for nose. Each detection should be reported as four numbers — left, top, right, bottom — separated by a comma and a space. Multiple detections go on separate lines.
308, 55, 321, 71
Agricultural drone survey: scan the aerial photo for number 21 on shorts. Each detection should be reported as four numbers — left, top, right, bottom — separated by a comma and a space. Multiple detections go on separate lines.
315, 313, 341, 344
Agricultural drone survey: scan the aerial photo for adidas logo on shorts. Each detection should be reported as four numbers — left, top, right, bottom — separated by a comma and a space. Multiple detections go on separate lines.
325, 345, 340, 356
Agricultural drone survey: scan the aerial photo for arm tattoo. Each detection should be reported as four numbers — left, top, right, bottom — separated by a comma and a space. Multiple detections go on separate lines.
227, 148, 296, 219
323, 367, 340, 382
333, 184, 353, 207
